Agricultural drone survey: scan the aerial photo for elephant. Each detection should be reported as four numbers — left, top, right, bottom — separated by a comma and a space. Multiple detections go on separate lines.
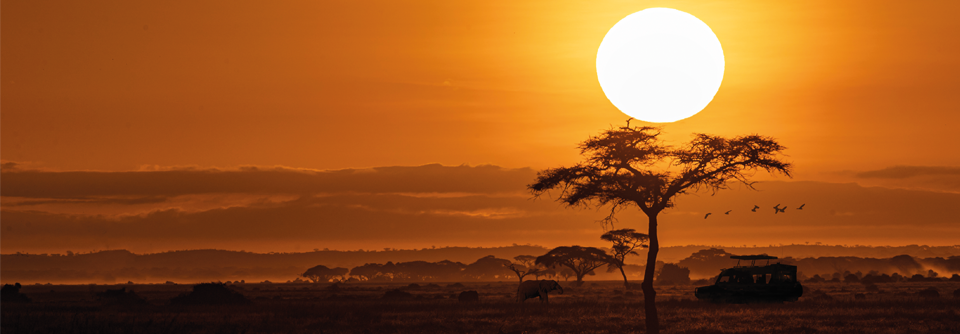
516, 279, 563, 303
458, 290, 480, 302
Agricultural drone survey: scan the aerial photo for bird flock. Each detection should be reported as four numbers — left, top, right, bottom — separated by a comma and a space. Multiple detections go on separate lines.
705, 204, 806, 219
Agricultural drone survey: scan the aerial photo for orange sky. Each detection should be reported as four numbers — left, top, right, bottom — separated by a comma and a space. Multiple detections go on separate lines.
2, 1, 959, 254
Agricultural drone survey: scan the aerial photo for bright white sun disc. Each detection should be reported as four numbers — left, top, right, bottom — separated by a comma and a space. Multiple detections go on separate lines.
597, 8, 724, 123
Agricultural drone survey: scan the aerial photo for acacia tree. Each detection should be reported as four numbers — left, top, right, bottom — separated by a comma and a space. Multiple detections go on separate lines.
507, 255, 541, 284
601, 228, 649, 288
535, 246, 615, 286
463, 255, 513, 281
302, 265, 349, 283
529, 125, 790, 334
557, 267, 575, 281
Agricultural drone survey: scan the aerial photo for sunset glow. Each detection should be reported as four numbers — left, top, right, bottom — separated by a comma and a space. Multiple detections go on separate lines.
2, 0, 959, 259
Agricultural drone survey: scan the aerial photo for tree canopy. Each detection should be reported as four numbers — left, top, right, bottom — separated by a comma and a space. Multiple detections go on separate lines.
535, 246, 615, 285
302, 265, 348, 283
529, 126, 790, 216
507, 255, 541, 283
601, 228, 649, 287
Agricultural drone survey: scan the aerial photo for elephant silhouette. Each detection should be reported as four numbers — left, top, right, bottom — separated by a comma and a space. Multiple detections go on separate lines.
516, 279, 563, 303
1, 283, 31, 303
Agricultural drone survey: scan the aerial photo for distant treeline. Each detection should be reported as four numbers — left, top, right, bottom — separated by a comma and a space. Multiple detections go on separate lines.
2, 245, 959, 284
679, 248, 960, 279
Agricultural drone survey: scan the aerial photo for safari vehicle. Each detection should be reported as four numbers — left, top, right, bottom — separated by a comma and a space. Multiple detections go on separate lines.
694, 255, 803, 303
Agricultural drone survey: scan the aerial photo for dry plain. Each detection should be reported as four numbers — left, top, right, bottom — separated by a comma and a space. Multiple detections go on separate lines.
3, 281, 959, 334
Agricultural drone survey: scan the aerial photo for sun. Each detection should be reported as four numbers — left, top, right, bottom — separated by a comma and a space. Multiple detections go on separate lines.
597, 8, 725, 123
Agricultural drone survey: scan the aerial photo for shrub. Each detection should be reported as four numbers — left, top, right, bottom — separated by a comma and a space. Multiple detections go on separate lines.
170, 283, 250, 305
382, 289, 413, 300
917, 287, 939, 299
96, 287, 146, 305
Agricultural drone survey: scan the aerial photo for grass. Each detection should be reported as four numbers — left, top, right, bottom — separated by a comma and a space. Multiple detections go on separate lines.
3, 281, 958, 333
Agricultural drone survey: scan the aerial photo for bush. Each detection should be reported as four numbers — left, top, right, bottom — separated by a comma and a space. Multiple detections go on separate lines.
170, 283, 250, 305
382, 289, 413, 300
96, 287, 146, 305
457, 290, 479, 302
656, 263, 691, 285
917, 287, 939, 299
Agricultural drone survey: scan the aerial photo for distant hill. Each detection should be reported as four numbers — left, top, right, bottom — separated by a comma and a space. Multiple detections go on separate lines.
2, 244, 958, 284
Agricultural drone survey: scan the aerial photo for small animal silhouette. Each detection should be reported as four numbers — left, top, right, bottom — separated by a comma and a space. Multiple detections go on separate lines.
704, 213, 712, 219
778, 207, 786, 213
773, 204, 781, 214
751, 205, 760, 212
797, 204, 806, 210
458, 290, 479, 302
725, 210, 732, 215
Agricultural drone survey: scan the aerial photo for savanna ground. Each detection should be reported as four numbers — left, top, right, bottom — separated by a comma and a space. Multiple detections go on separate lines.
2, 281, 958, 334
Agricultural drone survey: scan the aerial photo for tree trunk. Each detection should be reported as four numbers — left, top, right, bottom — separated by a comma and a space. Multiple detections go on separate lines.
642, 213, 660, 334
618, 265, 629, 289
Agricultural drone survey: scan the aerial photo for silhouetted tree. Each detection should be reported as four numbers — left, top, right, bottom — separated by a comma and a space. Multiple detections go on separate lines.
844, 273, 860, 283
302, 265, 348, 283
558, 267, 575, 281
529, 125, 791, 334
514, 255, 537, 268
536, 246, 615, 286
601, 229, 649, 288
655, 263, 691, 285
507, 255, 541, 284
534, 267, 557, 280
463, 255, 513, 281
349, 263, 384, 281
677, 248, 738, 278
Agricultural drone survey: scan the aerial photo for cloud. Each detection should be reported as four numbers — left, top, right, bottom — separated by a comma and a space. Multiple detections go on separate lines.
0, 164, 536, 199
856, 166, 960, 179
3, 172, 959, 254
848, 166, 960, 193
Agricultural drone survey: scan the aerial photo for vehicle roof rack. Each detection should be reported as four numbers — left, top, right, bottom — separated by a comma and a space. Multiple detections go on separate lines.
731, 254, 778, 266
730, 255, 778, 260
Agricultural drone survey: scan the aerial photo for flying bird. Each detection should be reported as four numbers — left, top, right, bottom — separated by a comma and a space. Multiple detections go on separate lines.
773, 204, 781, 214
704, 213, 712, 219
797, 204, 806, 210
725, 210, 732, 215
778, 207, 787, 213
751, 205, 760, 212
